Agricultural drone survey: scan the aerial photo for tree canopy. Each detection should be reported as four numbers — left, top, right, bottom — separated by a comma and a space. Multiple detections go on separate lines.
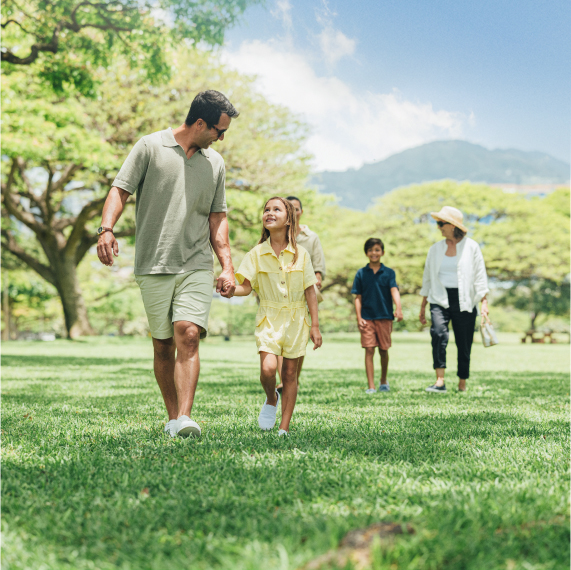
1, 48, 313, 337
1, 0, 256, 95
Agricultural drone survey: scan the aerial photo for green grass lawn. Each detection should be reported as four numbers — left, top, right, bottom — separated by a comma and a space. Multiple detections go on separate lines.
2, 333, 569, 570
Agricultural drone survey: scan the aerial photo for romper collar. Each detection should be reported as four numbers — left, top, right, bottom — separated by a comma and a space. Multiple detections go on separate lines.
260, 238, 296, 257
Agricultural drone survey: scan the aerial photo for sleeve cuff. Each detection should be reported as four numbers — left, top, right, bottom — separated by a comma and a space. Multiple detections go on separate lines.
235, 271, 251, 285
111, 178, 137, 195
304, 277, 318, 289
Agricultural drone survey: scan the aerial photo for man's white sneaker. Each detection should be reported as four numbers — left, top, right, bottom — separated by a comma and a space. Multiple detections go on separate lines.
258, 391, 280, 430
176, 415, 201, 438
278, 429, 288, 437
164, 419, 178, 438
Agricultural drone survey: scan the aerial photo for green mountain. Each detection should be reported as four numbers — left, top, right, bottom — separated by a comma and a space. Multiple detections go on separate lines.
313, 140, 570, 210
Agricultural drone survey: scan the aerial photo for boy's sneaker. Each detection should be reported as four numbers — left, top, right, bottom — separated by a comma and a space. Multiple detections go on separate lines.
278, 429, 289, 437
365, 388, 376, 394
426, 384, 447, 393
176, 415, 201, 438
164, 419, 178, 438
378, 384, 390, 392
258, 391, 280, 430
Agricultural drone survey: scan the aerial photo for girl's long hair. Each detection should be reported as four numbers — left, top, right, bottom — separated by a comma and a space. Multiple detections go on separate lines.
258, 196, 299, 267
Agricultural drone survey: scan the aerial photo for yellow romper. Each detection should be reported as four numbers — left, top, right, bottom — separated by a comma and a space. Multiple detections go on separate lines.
236, 239, 318, 358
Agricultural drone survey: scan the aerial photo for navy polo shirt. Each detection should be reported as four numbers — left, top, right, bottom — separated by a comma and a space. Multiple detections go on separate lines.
351, 264, 398, 320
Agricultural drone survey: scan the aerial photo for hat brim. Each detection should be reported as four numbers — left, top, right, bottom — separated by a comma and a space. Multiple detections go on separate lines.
430, 212, 468, 233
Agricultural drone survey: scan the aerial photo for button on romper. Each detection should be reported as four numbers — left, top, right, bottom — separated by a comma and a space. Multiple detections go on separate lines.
236, 239, 318, 358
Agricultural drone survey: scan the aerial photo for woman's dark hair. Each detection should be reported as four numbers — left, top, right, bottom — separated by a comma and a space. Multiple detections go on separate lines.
286, 196, 302, 210
364, 237, 384, 254
185, 90, 239, 128
453, 227, 467, 240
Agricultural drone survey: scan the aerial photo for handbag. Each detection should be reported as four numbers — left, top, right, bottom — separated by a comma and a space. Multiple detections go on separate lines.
480, 314, 499, 347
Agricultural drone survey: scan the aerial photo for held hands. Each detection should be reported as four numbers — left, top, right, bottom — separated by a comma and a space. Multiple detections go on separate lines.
217, 270, 236, 298
97, 232, 119, 267
310, 325, 322, 350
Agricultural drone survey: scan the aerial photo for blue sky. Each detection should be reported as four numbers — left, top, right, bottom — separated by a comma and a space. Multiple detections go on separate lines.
222, 0, 570, 172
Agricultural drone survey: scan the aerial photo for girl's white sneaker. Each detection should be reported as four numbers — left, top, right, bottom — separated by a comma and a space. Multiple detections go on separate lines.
278, 429, 288, 436
258, 391, 280, 430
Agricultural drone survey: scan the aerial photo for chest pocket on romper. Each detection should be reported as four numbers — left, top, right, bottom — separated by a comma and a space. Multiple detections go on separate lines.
287, 259, 305, 291
257, 255, 280, 294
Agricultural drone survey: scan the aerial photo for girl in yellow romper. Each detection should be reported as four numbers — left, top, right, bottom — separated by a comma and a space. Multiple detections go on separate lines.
228, 197, 322, 436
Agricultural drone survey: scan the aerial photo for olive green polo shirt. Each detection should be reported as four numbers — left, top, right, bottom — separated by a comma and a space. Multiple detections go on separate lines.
112, 128, 227, 275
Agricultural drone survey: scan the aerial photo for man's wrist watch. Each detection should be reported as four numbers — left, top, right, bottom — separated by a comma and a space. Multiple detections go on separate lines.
97, 226, 113, 236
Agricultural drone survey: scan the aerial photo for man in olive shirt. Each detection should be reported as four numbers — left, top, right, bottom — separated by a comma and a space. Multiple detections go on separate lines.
97, 90, 238, 438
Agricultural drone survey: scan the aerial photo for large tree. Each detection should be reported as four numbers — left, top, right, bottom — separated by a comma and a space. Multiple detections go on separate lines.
2, 50, 312, 338
1, 0, 255, 95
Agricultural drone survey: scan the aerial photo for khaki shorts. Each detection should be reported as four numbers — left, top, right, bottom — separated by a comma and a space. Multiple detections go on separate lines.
360, 319, 392, 350
135, 270, 213, 340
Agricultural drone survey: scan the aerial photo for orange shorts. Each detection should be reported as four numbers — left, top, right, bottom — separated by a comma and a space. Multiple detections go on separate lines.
360, 319, 392, 350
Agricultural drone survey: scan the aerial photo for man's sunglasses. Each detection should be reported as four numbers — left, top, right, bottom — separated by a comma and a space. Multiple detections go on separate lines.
436, 221, 450, 227
210, 125, 227, 137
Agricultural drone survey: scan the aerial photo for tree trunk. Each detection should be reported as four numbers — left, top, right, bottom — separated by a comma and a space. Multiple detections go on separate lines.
53, 257, 94, 339
530, 311, 539, 331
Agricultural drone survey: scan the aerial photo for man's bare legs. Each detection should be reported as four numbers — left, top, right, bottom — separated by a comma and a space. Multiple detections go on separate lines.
173, 321, 202, 418
279, 357, 299, 432
152, 337, 178, 420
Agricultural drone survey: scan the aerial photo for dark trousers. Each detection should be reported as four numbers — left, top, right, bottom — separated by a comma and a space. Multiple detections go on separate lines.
430, 288, 477, 379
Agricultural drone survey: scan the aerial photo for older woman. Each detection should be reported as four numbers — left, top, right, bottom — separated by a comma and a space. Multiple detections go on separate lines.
419, 206, 489, 393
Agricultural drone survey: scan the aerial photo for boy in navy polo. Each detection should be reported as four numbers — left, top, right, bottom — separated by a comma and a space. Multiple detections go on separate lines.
351, 238, 403, 394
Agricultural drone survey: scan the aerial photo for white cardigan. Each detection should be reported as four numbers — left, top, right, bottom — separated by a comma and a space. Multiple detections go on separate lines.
420, 237, 489, 313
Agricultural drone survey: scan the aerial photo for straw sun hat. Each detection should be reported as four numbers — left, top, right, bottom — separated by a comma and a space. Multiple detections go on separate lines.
430, 206, 468, 233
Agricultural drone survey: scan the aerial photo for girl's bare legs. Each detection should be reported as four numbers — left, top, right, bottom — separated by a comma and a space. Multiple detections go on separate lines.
279, 356, 300, 431
276, 355, 303, 391
435, 368, 445, 387
259, 352, 278, 406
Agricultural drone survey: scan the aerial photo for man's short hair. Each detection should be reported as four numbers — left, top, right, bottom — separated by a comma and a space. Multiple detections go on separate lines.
364, 237, 384, 253
185, 90, 239, 128
287, 196, 302, 210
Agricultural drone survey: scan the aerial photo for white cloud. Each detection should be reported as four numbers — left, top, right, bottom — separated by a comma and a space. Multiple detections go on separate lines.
319, 27, 356, 65
223, 40, 469, 172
